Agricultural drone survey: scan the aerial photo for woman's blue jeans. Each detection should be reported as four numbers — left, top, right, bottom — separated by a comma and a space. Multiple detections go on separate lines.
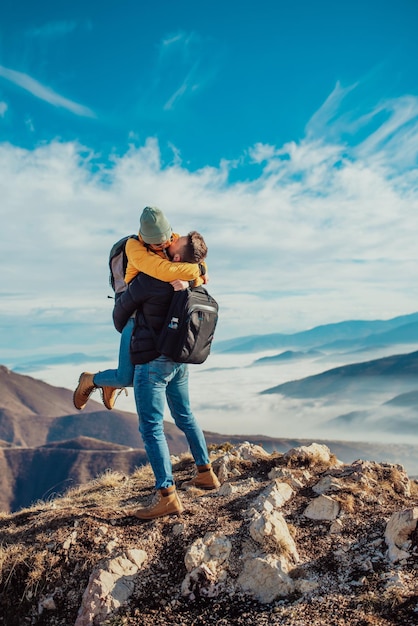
133, 356, 210, 489
93, 317, 135, 387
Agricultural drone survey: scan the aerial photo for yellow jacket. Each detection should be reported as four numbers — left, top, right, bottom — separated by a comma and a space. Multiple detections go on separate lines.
124, 235, 205, 286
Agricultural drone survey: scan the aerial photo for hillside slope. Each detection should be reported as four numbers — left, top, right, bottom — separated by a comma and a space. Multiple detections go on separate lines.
0, 437, 148, 512
0, 365, 157, 450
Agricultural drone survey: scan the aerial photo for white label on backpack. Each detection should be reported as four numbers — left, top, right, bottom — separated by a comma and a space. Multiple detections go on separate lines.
168, 316, 179, 329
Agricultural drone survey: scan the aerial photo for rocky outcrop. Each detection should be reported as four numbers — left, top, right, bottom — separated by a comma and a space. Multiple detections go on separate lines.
95, 443, 417, 615
0, 442, 418, 626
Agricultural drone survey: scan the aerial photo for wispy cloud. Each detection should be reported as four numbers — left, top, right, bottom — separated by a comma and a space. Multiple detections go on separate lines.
0, 65, 95, 117
25, 116, 35, 132
163, 61, 200, 110
27, 20, 78, 38
161, 33, 186, 48
154, 31, 216, 111
355, 96, 418, 167
0, 102, 7, 117
305, 79, 418, 173
305, 80, 358, 139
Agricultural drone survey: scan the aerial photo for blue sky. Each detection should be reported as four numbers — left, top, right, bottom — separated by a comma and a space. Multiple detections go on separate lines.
2, 0, 417, 169
1, 0, 418, 369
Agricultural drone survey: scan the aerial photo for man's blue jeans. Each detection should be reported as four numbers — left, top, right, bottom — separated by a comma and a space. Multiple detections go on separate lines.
94, 318, 135, 387
133, 356, 210, 489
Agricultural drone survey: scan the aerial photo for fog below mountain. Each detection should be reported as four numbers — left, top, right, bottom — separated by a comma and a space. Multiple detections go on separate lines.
28, 341, 418, 447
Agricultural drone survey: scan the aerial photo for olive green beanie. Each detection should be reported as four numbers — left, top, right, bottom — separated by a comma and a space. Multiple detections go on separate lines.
139, 206, 172, 244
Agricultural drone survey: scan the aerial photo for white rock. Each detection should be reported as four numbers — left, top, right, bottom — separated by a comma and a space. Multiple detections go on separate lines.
303, 495, 340, 521
312, 475, 343, 495
268, 467, 307, 489
105, 539, 119, 554
184, 532, 232, 571
385, 508, 418, 562
253, 480, 294, 513
216, 457, 232, 483
125, 549, 147, 569
106, 555, 135, 577
38, 596, 56, 613
75, 551, 147, 626
234, 442, 270, 460
238, 555, 295, 603
329, 518, 344, 534
283, 443, 333, 466
218, 482, 236, 496
181, 563, 228, 599
249, 510, 299, 563
182, 533, 232, 599
172, 523, 185, 536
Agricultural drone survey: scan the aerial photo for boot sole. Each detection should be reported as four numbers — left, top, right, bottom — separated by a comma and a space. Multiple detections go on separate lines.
181, 483, 219, 491
72, 391, 85, 411
134, 509, 183, 520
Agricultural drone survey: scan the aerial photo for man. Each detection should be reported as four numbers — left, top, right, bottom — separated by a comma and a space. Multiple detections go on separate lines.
113, 231, 219, 520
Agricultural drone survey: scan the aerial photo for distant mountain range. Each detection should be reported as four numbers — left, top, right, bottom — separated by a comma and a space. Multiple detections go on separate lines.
12, 352, 113, 373
262, 350, 418, 398
3, 365, 418, 512
238, 315, 418, 448
260, 349, 418, 443
214, 311, 418, 353
253, 349, 322, 365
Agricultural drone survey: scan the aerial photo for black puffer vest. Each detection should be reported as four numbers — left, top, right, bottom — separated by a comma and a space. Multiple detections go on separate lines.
113, 273, 174, 364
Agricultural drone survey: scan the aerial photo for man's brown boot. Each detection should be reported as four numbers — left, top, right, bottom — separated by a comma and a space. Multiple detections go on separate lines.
73, 372, 96, 410
133, 486, 184, 520
101, 386, 120, 410
181, 464, 220, 491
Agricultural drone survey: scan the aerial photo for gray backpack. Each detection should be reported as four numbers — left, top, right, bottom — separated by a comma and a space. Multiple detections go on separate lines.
108, 235, 138, 297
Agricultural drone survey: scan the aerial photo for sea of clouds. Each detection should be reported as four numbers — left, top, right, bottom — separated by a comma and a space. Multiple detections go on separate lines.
25, 341, 418, 447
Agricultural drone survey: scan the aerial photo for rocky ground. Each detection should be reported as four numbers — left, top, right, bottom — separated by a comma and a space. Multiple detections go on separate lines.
0, 442, 417, 626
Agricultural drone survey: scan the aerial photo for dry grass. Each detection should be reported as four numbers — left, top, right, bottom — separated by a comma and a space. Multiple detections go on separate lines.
284, 450, 338, 471
0, 544, 25, 586
207, 442, 235, 454
410, 480, 418, 497
336, 493, 357, 514
0, 541, 62, 601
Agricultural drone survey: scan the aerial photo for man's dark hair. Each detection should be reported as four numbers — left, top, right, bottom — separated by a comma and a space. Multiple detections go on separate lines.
181, 231, 208, 263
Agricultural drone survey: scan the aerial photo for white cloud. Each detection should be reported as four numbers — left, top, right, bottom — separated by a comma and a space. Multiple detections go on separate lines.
153, 31, 216, 111
161, 32, 186, 48
163, 62, 200, 110
0, 65, 95, 117
27, 20, 77, 38
0, 101, 7, 117
355, 96, 418, 167
1, 87, 418, 356
305, 80, 358, 139
306, 79, 418, 174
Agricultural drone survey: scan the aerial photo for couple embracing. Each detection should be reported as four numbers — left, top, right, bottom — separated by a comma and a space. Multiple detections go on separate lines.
73, 207, 219, 520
